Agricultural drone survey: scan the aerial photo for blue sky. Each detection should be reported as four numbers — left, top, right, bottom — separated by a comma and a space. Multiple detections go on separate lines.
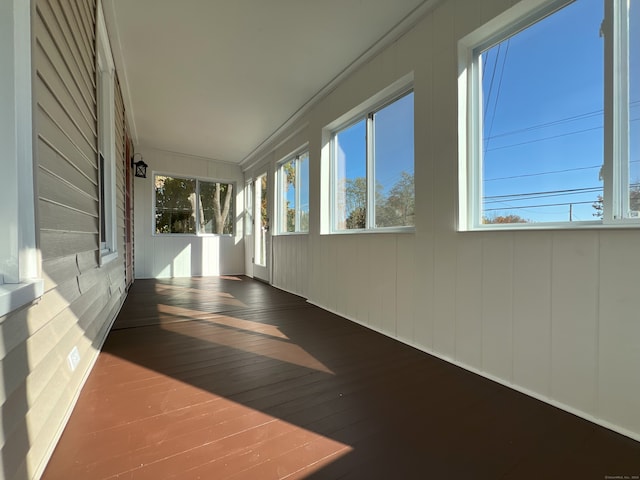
335, 92, 415, 196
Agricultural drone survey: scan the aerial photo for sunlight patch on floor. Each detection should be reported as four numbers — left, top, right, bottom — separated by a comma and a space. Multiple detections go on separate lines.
64, 355, 351, 479
159, 314, 334, 375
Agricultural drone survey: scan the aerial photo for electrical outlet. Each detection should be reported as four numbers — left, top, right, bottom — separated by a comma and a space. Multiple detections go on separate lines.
67, 346, 80, 372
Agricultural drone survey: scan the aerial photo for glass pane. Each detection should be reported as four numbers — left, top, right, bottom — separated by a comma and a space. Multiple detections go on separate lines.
155, 176, 196, 234
281, 159, 296, 233
373, 92, 415, 227
629, 0, 639, 216
480, 0, 603, 224
199, 181, 234, 234
334, 119, 366, 229
299, 152, 310, 232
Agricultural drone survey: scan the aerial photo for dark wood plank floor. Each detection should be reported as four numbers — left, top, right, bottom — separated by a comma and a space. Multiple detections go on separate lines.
42, 277, 640, 479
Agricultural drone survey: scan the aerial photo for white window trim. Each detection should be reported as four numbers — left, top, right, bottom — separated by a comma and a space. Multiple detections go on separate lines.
0, 0, 44, 317
152, 172, 236, 237
97, 1, 118, 265
458, 0, 639, 231
323, 73, 415, 234
276, 147, 309, 235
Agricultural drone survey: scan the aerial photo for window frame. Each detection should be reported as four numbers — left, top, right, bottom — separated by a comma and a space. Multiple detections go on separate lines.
327, 81, 415, 234
0, 0, 43, 316
458, 0, 639, 230
153, 173, 236, 236
97, 2, 118, 264
276, 148, 310, 235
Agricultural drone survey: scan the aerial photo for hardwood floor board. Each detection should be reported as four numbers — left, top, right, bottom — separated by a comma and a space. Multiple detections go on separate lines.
225, 435, 351, 480
76, 408, 277, 479
42, 277, 640, 480
166, 424, 336, 480
45, 396, 232, 470
131, 420, 302, 479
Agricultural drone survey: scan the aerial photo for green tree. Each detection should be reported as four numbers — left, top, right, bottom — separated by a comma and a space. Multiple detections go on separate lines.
376, 171, 415, 227
200, 181, 234, 234
592, 185, 640, 218
483, 214, 529, 224
155, 176, 196, 233
343, 172, 415, 228
344, 177, 367, 229
283, 161, 296, 232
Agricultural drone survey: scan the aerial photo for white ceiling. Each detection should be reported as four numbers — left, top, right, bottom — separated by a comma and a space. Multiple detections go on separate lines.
103, 0, 433, 165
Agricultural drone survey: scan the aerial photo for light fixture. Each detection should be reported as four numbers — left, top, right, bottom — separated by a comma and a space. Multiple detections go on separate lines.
131, 153, 148, 178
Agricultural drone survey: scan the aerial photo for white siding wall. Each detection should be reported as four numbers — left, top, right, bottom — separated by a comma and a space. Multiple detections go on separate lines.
0, 1, 132, 478
133, 147, 245, 278
247, 0, 640, 441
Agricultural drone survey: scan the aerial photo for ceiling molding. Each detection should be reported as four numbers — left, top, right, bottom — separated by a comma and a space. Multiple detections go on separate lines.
241, 121, 310, 174
138, 145, 240, 166
239, 0, 442, 171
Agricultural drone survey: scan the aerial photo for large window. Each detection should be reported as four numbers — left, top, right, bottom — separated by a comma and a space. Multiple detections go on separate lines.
331, 90, 415, 231
154, 175, 234, 235
277, 151, 309, 233
459, 0, 639, 228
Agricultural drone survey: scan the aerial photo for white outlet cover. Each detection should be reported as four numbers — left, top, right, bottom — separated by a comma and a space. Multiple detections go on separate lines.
67, 346, 80, 372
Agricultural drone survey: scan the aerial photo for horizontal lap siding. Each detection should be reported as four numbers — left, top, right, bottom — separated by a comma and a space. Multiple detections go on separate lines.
0, 1, 129, 479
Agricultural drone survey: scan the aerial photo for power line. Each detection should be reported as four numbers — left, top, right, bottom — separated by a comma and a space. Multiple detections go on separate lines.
486, 125, 603, 152
485, 159, 640, 183
486, 99, 640, 141
484, 200, 596, 212
484, 185, 602, 202
484, 39, 510, 152
485, 109, 603, 141
483, 43, 501, 126
485, 164, 601, 182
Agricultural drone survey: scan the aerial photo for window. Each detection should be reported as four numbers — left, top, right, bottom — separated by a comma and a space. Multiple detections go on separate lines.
459, 0, 639, 229
0, 0, 43, 315
97, 4, 117, 263
277, 151, 309, 233
154, 175, 234, 235
331, 90, 415, 231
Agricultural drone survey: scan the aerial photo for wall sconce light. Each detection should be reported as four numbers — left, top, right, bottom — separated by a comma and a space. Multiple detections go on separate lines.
131, 153, 148, 178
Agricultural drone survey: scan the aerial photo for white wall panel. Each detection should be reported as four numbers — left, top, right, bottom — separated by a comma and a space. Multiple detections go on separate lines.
433, 232, 457, 358
396, 235, 416, 344
512, 233, 552, 396
413, 233, 435, 351
340, 236, 360, 321
374, 236, 398, 335
333, 237, 351, 317
550, 232, 599, 416
481, 233, 514, 381
598, 231, 640, 435
454, 235, 483, 368
354, 235, 372, 325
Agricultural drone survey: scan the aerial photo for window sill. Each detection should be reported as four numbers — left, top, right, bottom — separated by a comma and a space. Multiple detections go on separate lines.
100, 251, 119, 266
0, 279, 44, 318
152, 233, 235, 238
461, 220, 640, 232
327, 226, 415, 235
